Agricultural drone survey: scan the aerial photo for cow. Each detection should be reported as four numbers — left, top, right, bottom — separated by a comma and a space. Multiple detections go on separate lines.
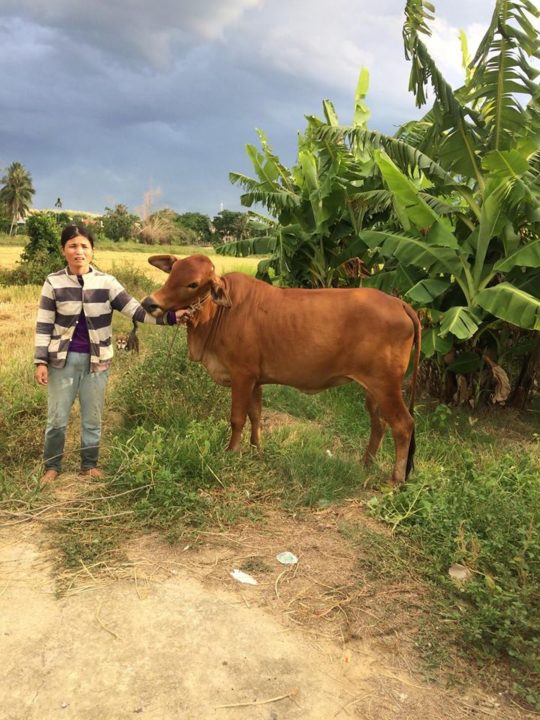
141, 254, 421, 485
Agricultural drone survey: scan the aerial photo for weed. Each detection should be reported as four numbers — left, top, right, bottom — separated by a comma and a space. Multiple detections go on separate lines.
370, 452, 540, 705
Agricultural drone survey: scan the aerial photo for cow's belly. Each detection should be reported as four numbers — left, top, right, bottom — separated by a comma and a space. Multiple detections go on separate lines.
201, 353, 232, 386
263, 375, 354, 393
295, 376, 353, 393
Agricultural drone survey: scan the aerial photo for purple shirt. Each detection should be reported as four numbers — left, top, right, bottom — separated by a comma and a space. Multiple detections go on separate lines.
69, 310, 91, 353
69, 275, 91, 354
68, 272, 176, 355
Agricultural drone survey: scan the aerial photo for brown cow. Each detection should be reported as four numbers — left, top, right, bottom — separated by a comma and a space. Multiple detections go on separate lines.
142, 254, 421, 485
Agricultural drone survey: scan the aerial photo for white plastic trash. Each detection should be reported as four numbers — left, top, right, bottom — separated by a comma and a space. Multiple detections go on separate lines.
230, 568, 258, 585
276, 551, 298, 565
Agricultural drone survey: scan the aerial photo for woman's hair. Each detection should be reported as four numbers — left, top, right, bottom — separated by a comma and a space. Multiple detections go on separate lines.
60, 224, 95, 248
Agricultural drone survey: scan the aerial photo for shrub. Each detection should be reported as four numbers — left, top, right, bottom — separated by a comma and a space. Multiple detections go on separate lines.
102, 204, 138, 242
370, 451, 540, 701
0, 213, 64, 285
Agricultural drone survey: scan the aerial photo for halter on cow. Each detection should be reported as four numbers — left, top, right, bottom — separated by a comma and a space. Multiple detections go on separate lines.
142, 254, 421, 485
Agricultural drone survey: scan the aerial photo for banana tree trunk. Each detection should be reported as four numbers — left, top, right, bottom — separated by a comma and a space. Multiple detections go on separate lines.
510, 334, 540, 409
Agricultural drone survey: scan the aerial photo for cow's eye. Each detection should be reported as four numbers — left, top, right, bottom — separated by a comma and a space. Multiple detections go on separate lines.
187, 282, 199, 289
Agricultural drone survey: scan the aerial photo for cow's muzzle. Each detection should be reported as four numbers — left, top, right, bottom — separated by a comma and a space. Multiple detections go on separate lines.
141, 296, 163, 317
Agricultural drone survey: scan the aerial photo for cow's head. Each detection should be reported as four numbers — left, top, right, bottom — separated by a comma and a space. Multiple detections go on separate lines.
141, 254, 231, 317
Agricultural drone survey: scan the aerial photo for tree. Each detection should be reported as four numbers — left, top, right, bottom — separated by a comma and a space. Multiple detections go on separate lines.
0, 162, 35, 235
222, 0, 540, 404
222, 70, 381, 287
3, 213, 64, 284
333, 0, 540, 405
177, 212, 213, 244
212, 210, 253, 245
101, 204, 138, 242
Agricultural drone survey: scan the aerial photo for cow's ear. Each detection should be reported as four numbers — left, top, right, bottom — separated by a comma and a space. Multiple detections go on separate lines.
210, 278, 232, 307
148, 255, 177, 274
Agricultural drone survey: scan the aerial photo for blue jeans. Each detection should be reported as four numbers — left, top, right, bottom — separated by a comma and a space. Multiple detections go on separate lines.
43, 352, 109, 471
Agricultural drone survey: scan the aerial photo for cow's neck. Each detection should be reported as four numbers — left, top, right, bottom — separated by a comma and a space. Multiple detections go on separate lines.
186, 301, 221, 362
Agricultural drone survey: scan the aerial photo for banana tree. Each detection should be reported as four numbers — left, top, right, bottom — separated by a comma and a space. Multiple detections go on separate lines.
221, 0, 539, 404
219, 70, 382, 287
331, 0, 540, 404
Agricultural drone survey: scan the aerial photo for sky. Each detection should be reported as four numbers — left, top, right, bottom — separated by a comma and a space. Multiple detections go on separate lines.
0, 0, 496, 218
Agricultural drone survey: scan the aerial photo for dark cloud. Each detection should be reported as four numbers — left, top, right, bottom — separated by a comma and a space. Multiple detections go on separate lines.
0, 0, 497, 216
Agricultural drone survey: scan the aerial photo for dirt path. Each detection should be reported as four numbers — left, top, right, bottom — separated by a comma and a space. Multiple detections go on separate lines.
0, 497, 533, 720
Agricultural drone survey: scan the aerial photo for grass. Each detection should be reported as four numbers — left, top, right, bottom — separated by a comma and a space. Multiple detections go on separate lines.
0, 244, 262, 279
1, 256, 539, 708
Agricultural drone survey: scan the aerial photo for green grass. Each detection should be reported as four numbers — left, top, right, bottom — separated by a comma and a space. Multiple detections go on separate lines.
90, 239, 214, 254
1, 265, 539, 706
104, 334, 539, 705
0, 232, 28, 246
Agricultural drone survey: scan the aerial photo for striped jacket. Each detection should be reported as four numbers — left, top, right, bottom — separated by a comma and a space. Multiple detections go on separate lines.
34, 266, 170, 372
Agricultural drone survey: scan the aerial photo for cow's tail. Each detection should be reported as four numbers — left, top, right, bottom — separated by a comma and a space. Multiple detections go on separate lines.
404, 303, 422, 480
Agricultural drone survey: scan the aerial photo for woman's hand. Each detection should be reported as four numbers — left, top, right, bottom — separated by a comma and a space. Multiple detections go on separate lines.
35, 364, 48, 385
175, 309, 193, 325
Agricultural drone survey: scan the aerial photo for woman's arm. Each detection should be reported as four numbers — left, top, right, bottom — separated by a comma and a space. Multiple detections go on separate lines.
108, 277, 174, 325
34, 279, 56, 366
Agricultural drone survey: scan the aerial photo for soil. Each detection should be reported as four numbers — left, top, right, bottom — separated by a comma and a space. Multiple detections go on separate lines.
1, 480, 535, 720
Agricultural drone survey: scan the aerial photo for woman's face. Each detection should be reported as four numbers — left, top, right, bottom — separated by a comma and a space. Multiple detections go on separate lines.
62, 235, 93, 274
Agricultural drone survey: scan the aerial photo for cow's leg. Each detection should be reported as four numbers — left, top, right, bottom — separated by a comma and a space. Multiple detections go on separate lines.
247, 384, 262, 448
228, 376, 256, 451
363, 391, 387, 466
363, 383, 414, 485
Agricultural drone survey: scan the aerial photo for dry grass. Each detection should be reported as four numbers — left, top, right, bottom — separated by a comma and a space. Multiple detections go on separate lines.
0, 246, 23, 270
0, 245, 261, 279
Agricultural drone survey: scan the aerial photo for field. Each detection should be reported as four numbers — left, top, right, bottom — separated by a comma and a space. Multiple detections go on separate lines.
0, 243, 261, 281
1, 243, 539, 718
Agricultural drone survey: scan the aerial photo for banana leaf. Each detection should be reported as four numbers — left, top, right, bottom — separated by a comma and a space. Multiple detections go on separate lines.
215, 236, 276, 257
422, 326, 453, 358
359, 230, 465, 279
405, 278, 449, 304
440, 306, 480, 340
492, 238, 540, 272
476, 282, 540, 330
447, 351, 484, 374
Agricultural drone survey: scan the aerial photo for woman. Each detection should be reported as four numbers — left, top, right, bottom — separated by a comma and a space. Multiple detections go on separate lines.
34, 224, 184, 484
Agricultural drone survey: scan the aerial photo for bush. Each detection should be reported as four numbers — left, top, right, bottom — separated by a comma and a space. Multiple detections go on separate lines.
369, 451, 540, 702
104, 261, 157, 297
0, 214, 64, 285
102, 204, 138, 242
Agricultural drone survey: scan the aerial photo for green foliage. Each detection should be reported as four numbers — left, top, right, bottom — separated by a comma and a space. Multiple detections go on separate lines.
0, 231, 29, 246
212, 209, 254, 247
103, 261, 158, 296
0, 359, 46, 499
369, 442, 540, 700
102, 204, 138, 242
224, 0, 540, 405
107, 423, 228, 527
0, 213, 64, 285
0, 161, 35, 235
224, 95, 376, 287
0, 377, 45, 470
0, 204, 11, 233
22, 213, 62, 262
177, 211, 213, 244
263, 425, 362, 508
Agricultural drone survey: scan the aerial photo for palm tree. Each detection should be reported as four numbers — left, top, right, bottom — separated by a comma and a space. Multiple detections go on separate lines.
0, 162, 35, 235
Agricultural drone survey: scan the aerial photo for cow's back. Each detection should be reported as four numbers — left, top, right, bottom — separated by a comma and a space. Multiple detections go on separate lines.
204, 274, 416, 391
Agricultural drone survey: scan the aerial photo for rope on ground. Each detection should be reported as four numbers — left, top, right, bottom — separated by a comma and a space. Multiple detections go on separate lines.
214, 687, 298, 709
